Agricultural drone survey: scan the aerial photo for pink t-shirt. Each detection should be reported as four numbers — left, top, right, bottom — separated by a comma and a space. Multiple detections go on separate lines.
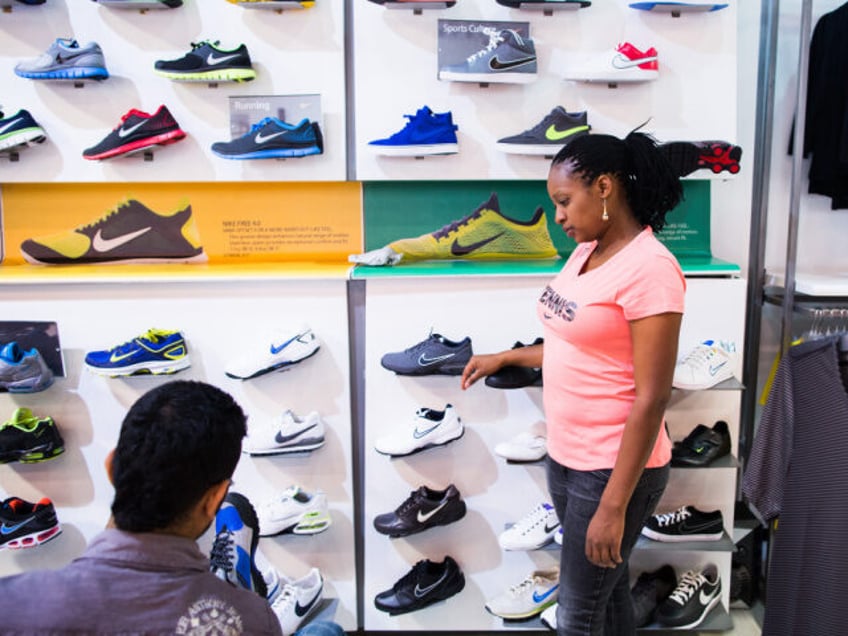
537, 227, 685, 470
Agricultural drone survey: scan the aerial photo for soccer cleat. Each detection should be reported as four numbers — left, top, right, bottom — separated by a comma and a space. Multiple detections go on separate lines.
485, 568, 559, 619
496, 107, 590, 155
641, 505, 724, 542
84, 328, 191, 377
494, 431, 547, 463
373, 484, 466, 537
92, 0, 184, 7
210, 492, 267, 597
83, 105, 186, 160
211, 117, 323, 160
381, 331, 472, 376
631, 564, 678, 627
659, 140, 742, 177
20, 198, 206, 265
0, 407, 64, 463
671, 420, 731, 467
224, 325, 320, 380
484, 338, 544, 389
656, 564, 721, 629
368, 106, 458, 156
271, 568, 324, 634
14, 38, 109, 81
0, 343, 54, 393
374, 556, 465, 615
0, 109, 47, 153
672, 340, 737, 390
244, 410, 325, 456
498, 502, 559, 550
440, 29, 537, 84
563, 42, 659, 83
256, 485, 331, 536
0, 497, 61, 549
374, 405, 464, 457
154, 40, 256, 82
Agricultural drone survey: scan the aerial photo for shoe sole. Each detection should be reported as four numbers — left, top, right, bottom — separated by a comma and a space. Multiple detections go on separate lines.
94, 0, 183, 7
672, 372, 735, 390
84, 356, 191, 377
564, 69, 658, 82
439, 70, 537, 84
292, 511, 332, 535
0, 128, 46, 152
225, 345, 320, 380
662, 141, 742, 177
221, 492, 267, 598
154, 68, 256, 82
380, 361, 469, 376
369, 143, 459, 156
485, 597, 557, 620
21, 250, 208, 266
212, 145, 322, 160
83, 129, 186, 160
659, 592, 720, 629
15, 68, 109, 81
0, 374, 54, 393
0, 444, 65, 464
640, 527, 723, 542
0, 523, 61, 549
246, 436, 326, 456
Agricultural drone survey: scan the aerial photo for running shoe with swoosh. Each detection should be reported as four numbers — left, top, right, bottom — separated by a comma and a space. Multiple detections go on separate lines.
655, 564, 721, 629
14, 38, 109, 81
641, 505, 724, 542
0, 342, 54, 393
244, 409, 326, 455
83, 105, 186, 160
374, 405, 463, 457
0, 109, 46, 153
211, 117, 323, 160
84, 328, 191, 377
440, 29, 537, 84
672, 339, 737, 390
0, 496, 61, 550
271, 568, 324, 634
374, 484, 466, 537
256, 485, 331, 536
20, 198, 206, 265
154, 40, 256, 82
374, 556, 465, 615
380, 331, 472, 376
485, 568, 559, 619
224, 325, 320, 380
499, 501, 560, 550
497, 107, 590, 156
563, 41, 659, 83
0, 407, 64, 463
210, 492, 267, 597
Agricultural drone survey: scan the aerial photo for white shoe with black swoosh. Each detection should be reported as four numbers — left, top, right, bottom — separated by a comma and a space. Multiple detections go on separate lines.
498, 502, 560, 550
225, 325, 320, 380
244, 409, 325, 455
655, 564, 721, 629
374, 404, 463, 457
271, 567, 324, 634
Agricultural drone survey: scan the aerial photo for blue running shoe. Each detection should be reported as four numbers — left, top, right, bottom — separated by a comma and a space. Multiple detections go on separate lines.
210, 492, 267, 597
0, 343, 54, 393
439, 29, 537, 84
211, 117, 323, 160
84, 328, 191, 377
15, 38, 109, 81
368, 106, 459, 156
0, 109, 46, 153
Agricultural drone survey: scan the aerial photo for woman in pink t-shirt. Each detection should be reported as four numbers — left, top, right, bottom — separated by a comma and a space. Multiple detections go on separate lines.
462, 131, 685, 635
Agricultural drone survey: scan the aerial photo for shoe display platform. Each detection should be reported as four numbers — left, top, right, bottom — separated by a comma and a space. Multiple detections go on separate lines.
93, 1, 178, 9
232, 1, 312, 10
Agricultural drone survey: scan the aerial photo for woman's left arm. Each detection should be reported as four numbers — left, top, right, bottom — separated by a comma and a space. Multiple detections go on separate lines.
584, 311, 683, 568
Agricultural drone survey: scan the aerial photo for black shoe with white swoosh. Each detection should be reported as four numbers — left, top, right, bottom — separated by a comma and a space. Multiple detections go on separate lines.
374, 556, 465, 615
83, 105, 186, 160
374, 484, 466, 537
154, 40, 256, 82
380, 332, 473, 376
656, 564, 721, 629
211, 117, 323, 160
20, 198, 206, 265
0, 109, 47, 153
641, 505, 724, 542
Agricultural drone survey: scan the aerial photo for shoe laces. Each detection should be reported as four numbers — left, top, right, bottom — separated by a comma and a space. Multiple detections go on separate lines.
401, 328, 439, 354
431, 208, 484, 240
107, 329, 169, 355
396, 490, 424, 515
395, 560, 429, 591
467, 29, 504, 62
677, 342, 727, 369
190, 39, 220, 51
79, 200, 134, 231
514, 503, 553, 534
209, 528, 235, 574
667, 570, 706, 606
653, 506, 690, 527
508, 574, 536, 597
271, 584, 297, 614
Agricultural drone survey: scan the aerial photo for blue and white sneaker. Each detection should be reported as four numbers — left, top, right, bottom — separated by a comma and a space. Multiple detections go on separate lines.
485, 568, 559, 619
210, 492, 267, 597
15, 38, 109, 81
381, 331, 472, 376
84, 328, 191, 377
211, 117, 323, 160
439, 29, 537, 84
368, 106, 459, 156
498, 502, 560, 550
0, 343, 54, 393
224, 325, 320, 380
0, 109, 47, 153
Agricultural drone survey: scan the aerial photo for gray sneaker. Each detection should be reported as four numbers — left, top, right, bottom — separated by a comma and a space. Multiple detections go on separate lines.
15, 38, 109, 81
439, 29, 537, 84
0, 343, 54, 393
381, 331, 472, 376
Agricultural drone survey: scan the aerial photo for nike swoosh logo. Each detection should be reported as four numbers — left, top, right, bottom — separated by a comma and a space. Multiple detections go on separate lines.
418, 353, 454, 366
544, 522, 559, 533
543, 313, 553, 320
545, 124, 589, 141
532, 585, 558, 604
489, 55, 536, 71
206, 52, 241, 66
92, 227, 152, 252
118, 121, 147, 138
270, 335, 298, 355
416, 501, 448, 523
275, 423, 317, 445
294, 585, 322, 617
413, 422, 441, 439
611, 54, 657, 69
0, 517, 34, 535
255, 131, 285, 144
414, 571, 448, 598
109, 349, 138, 363
451, 232, 504, 256
0, 118, 24, 135
699, 589, 716, 605
708, 362, 727, 375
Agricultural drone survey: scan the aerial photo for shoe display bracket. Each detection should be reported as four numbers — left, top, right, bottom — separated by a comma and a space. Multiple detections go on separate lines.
94, 0, 177, 8
234, 1, 308, 11
516, 2, 583, 16
383, 2, 454, 13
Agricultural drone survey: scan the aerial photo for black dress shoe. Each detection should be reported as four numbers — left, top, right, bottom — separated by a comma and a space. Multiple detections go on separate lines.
485, 338, 543, 389
373, 484, 466, 537
374, 556, 465, 615
671, 420, 731, 467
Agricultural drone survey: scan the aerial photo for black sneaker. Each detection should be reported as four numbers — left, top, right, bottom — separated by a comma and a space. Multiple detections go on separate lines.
496, 107, 590, 155
83, 105, 186, 160
656, 564, 721, 629
0, 496, 62, 549
671, 420, 731, 467
374, 485, 466, 537
0, 407, 64, 463
485, 338, 543, 389
641, 505, 724, 542
630, 564, 678, 627
374, 556, 465, 615
0, 109, 47, 153
210, 492, 267, 598
154, 40, 256, 82
659, 140, 742, 177
211, 117, 323, 160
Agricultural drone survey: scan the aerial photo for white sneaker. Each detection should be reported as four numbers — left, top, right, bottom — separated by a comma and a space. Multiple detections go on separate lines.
257, 485, 331, 537
563, 41, 659, 83
225, 324, 320, 380
271, 567, 324, 635
554, 526, 563, 546
499, 502, 560, 550
540, 601, 558, 630
494, 431, 546, 462
244, 410, 325, 455
673, 340, 737, 390
485, 568, 559, 619
374, 404, 464, 457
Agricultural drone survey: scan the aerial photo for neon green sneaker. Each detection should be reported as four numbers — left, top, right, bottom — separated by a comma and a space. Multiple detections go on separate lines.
154, 41, 256, 83
0, 408, 65, 464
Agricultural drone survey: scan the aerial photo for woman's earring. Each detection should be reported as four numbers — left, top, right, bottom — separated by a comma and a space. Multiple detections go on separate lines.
602, 198, 609, 221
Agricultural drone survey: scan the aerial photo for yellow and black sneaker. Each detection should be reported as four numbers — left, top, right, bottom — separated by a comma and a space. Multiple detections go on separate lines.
0, 407, 65, 464
84, 328, 191, 377
154, 40, 256, 83
20, 199, 206, 265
